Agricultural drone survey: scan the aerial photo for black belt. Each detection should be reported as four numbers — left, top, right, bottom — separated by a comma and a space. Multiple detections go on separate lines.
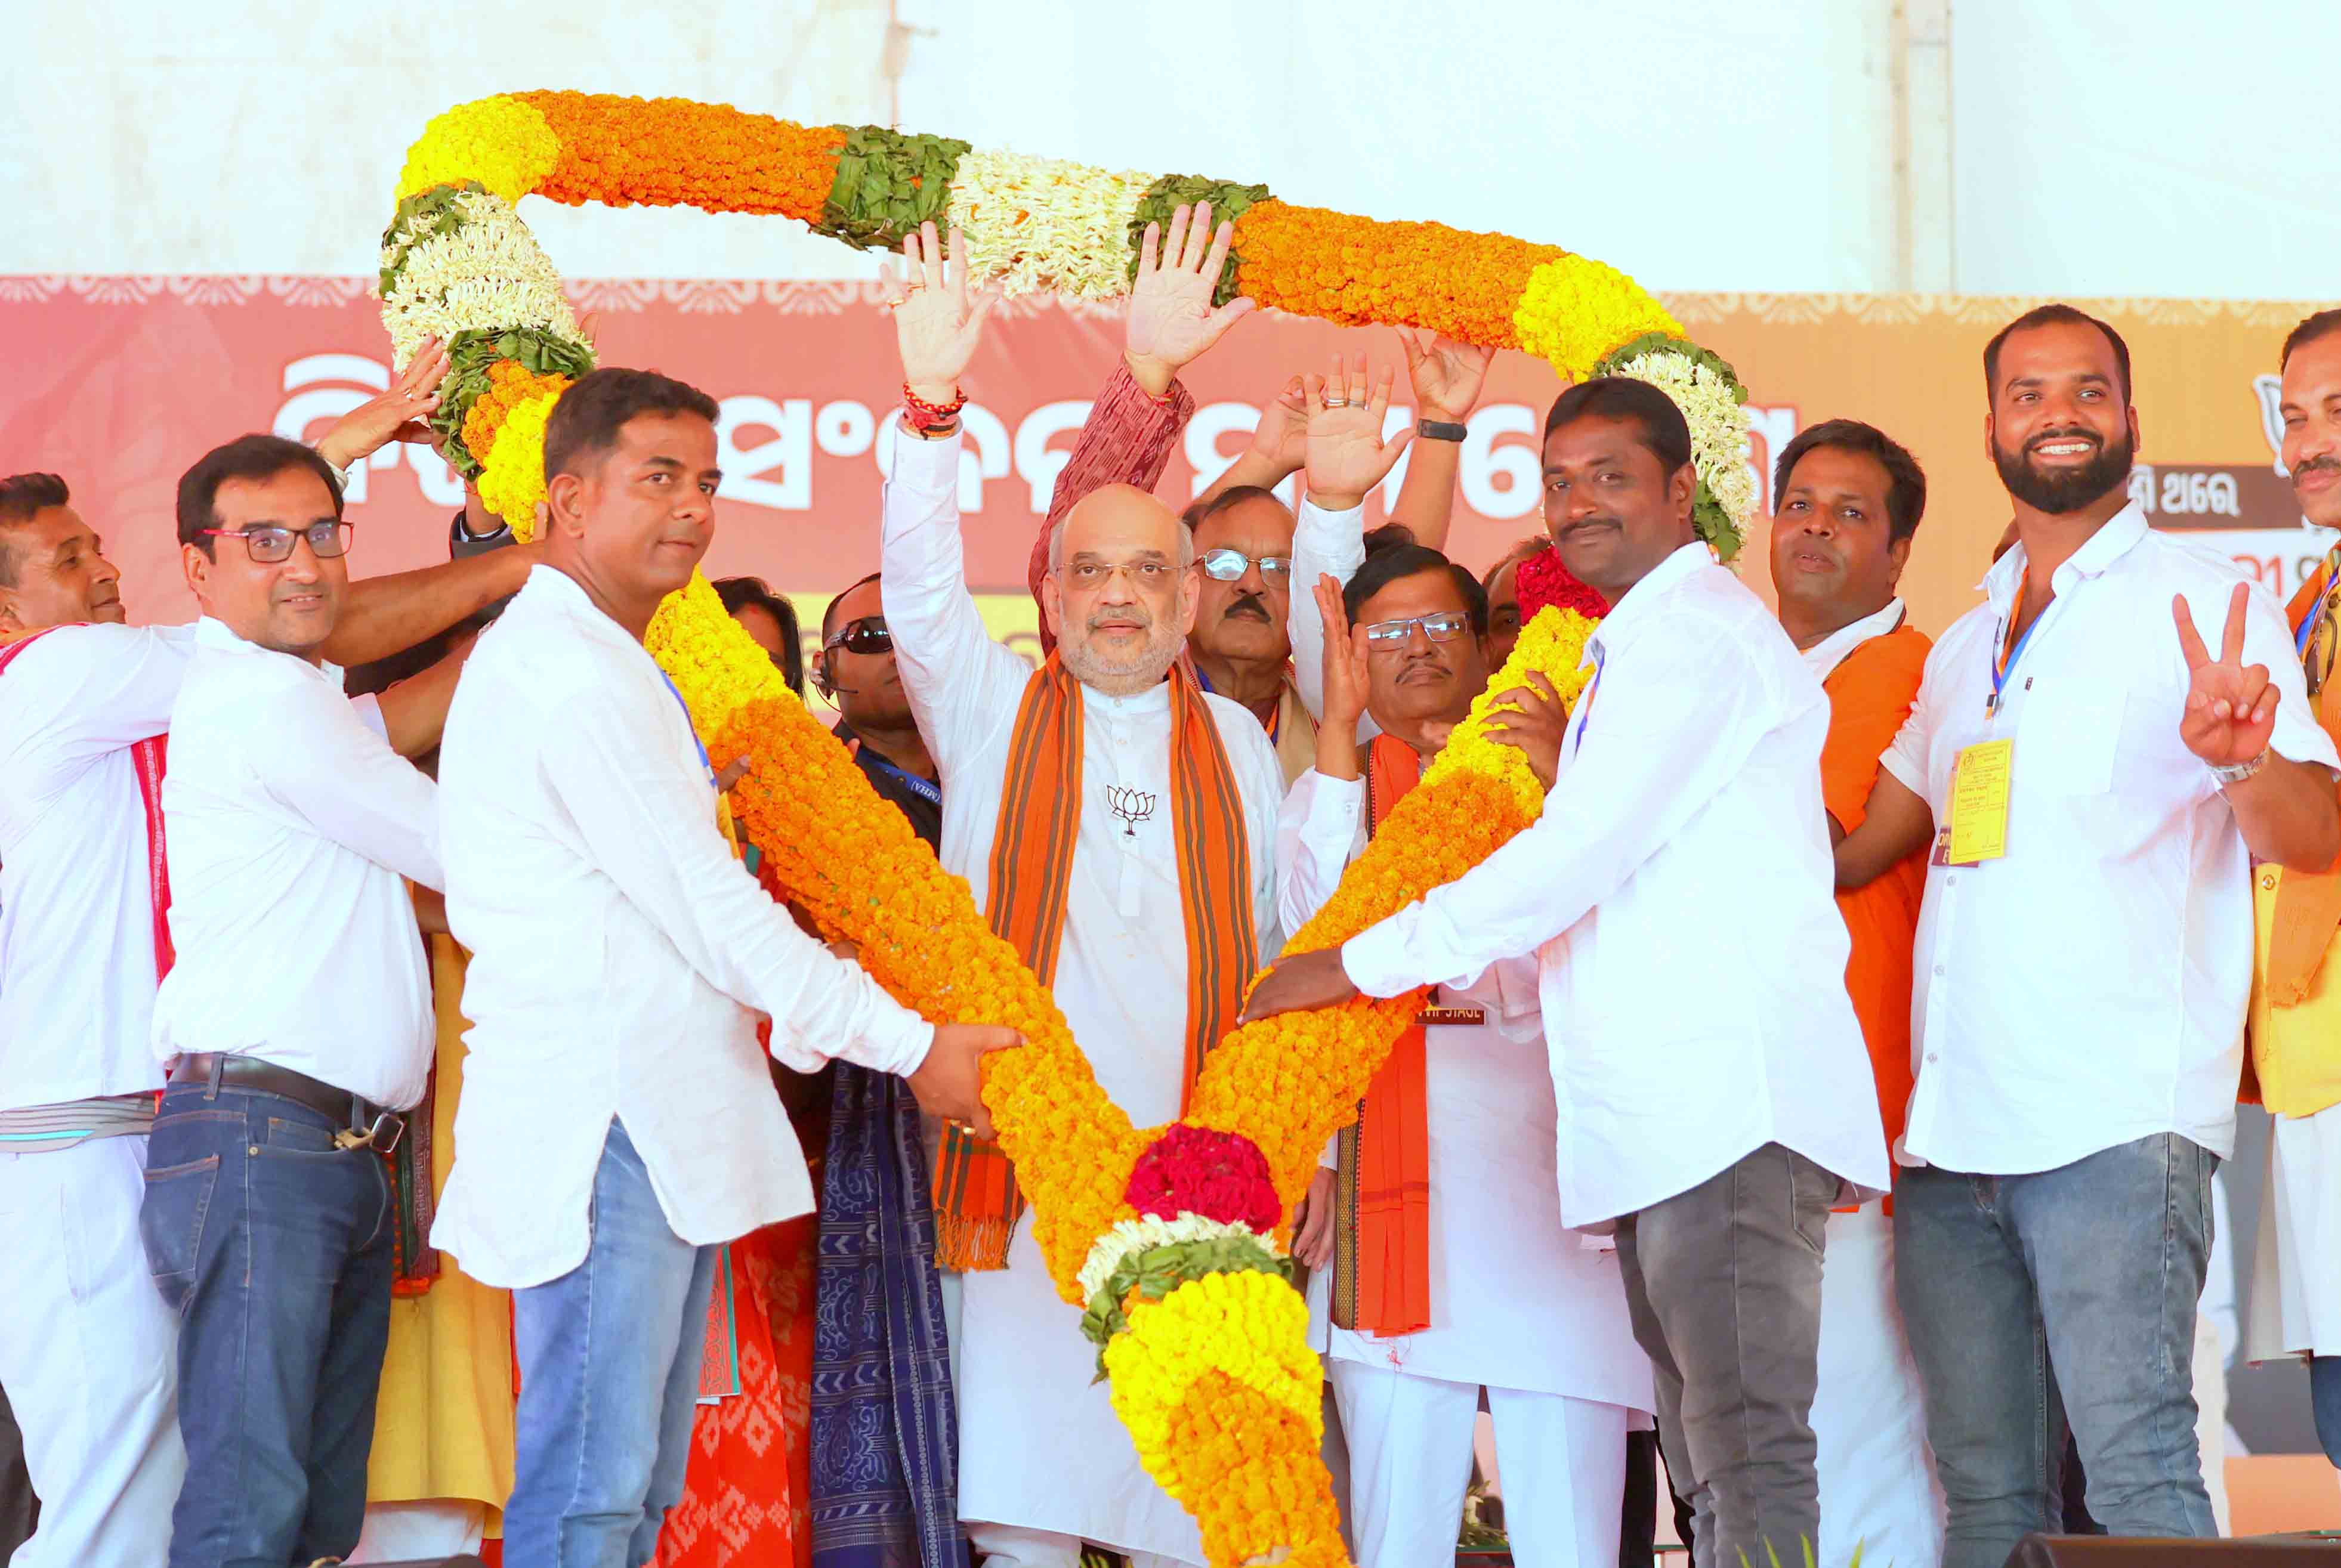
168, 1053, 405, 1152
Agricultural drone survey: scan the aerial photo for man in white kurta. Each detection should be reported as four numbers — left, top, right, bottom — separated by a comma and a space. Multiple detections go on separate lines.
873, 225, 1283, 1568
1278, 535, 1653, 1568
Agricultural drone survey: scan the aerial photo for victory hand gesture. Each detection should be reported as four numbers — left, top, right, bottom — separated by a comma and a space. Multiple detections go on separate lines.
1124, 202, 1257, 396
1302, 354, 1413, 512
2175, 583, 2277, 766
879, 221, 1001, 406
1395, 326, 1494, 423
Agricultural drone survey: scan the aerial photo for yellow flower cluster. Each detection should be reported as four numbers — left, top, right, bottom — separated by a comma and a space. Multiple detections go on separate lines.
475, 391, 564, 533
1104, 1270, 1342, 1568
1513, 255, 1687, 381
396, 96, 561, 205
1187, 606, 1599, 1207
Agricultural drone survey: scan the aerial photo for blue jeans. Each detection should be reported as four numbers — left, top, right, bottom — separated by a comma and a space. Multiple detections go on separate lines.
506, 1118, 721, 1568
1895, 1133, 2217, 1568
2313, 1356, 2341, 1468
138, 1083, 393, 1568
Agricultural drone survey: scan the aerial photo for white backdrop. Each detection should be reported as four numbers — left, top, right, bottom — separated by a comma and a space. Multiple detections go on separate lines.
5, 0, 2337, 297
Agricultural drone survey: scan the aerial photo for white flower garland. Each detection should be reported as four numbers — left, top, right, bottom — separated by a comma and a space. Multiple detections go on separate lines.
379, 191, 583, 369
1611, 346, 1758, 557
944, 147, 1152, 301
1076, 1212, 1278, 1303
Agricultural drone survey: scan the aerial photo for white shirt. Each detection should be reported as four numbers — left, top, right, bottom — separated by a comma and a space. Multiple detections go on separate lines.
431, 565, 934, 1290
883, 429, 1283, 1564
1880, 504, 2339, 1174
1800, 598, 1908, 684
1287, 496, 1377, 737
1280, 766, 1654, 1409
1342, 543, 1891, 1227
0, 623, 194, 1111
150, 618, 438, 1108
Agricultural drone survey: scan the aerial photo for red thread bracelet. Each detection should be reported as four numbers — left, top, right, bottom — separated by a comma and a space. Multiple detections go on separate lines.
902, 382, 966, 434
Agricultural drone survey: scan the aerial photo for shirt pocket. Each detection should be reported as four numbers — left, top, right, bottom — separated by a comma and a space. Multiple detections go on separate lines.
2017, 684, 2124, 796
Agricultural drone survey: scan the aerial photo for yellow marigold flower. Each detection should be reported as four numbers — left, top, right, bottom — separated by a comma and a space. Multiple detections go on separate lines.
396, 95, 561, 204
1512, 255, 1685, 381
475, 390, 563, 533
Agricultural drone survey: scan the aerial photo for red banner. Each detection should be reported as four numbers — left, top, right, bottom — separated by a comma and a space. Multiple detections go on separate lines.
2, 277, 2325, 644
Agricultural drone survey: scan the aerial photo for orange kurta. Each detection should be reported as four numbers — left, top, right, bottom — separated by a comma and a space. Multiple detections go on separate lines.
1820, 624, 1934, 1156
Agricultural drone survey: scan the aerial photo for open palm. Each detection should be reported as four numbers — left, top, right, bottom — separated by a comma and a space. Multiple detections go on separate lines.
1126, 201, 1256, 373
1302, 353, 1413, 509
880, 221, 1000, 400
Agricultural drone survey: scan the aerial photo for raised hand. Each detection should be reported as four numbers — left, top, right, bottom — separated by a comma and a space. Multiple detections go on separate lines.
316, 336, 449, 472
1124, 202, 1258, 396
1302, 353, 1414, 512
1483, 671, 1569, 790
879, 220, 1002, 406
1240, 375, 1311, 481
1395, 326, 1494, 423
2175, 583, 2277, 766
1315, 574, 1372, 732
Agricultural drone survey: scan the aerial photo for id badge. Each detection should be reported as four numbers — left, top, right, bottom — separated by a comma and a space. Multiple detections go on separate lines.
1944, 738, 2013, 865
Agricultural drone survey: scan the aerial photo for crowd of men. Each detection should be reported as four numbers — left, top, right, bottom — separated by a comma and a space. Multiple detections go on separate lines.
2, 205, 2339, 1568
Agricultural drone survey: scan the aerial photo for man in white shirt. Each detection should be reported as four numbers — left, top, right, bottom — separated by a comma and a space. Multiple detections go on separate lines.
0, 428, 530, 1566
139, 433, 464, 1566
1246, 376, 1890, 1568
1843, 305, 2341, 1568
874, 222, 1282, 1568
1283, 535, 1653, 1568
430, 365, 1010, 1568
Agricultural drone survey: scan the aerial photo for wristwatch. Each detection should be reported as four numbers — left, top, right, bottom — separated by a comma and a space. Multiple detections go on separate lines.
1417, 419, 1468, 443
2211, 748, 2269, 787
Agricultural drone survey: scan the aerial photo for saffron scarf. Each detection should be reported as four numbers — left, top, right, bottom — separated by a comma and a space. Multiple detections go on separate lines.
2267, 545, 2341, 1005
1330, 733, 1434, 1338
0, 626, 173, 980
934, 656, 1259, 1271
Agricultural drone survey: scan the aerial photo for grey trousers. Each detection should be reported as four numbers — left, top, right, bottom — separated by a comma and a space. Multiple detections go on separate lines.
1617, 1142, 1834, 1568
0, 1381, 36, 1560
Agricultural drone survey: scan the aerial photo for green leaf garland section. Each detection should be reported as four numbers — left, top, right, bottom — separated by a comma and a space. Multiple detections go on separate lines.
379, 182, 485, 302
1126, 174, 1271, 305
432, 326, 599, 478
819, 126, 971, 252
1077, 1230, 1293, 1380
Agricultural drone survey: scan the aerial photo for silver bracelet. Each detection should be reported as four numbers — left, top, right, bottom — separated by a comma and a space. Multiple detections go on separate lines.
2210, 748, 2270, 787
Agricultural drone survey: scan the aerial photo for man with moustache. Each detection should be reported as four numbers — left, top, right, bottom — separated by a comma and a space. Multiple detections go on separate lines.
0, 401, 530, 1566
1246, 376, 1889, 1568
1769, 420, 1945, 1568
141, 434, 471, 1566
1183, 484, 1317, 781
431, 367, 1011, 1568
2241, 307, 2341, 1470
875, 222, 1282, 1568
1283, 542, 1651, 1568
1840, 305, 2341, 1567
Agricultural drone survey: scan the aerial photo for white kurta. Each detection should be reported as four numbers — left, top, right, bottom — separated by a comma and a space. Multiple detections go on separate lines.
1280, 766, 1653, 1409
2246, 1101, 2341, 1360
881, 430, 1284, 1564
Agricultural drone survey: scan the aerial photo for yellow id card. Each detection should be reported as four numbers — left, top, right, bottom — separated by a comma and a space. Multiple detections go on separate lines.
1946, 738, 2013, 865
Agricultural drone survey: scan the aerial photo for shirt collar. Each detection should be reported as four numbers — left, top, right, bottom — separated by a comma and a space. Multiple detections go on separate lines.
1980, 500, 2151, 608
1590, 540, 1713, 654
1080, 675, 1173, 717
192, 615, 345, 689
1799, 598, 1907, 684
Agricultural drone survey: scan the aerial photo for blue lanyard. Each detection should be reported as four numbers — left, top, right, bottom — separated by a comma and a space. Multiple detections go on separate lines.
862, 747, 941, 806
1570, 643, 1605, 753
1988, 581, 2060, 720
657, 673, 716, 787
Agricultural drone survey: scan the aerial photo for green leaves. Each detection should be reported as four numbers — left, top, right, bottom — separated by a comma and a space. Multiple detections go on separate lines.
1076, 1231, 1294, 1381
1127, 173, 1272, 307
432, 326, 598, 478
817, 125, 971, 253
378, 182, 484, 301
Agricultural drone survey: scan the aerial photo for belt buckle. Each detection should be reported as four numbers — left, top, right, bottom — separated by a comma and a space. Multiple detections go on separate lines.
332, 1112, 406, 1155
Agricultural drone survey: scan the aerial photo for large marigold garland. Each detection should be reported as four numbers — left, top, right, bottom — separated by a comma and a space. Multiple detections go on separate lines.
384, 92, 1639, 1566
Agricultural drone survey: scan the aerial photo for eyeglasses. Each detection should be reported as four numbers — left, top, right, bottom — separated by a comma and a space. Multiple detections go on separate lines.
1360, 611, 1472, 647
1200, 548, 1292, 583
199, 522, 352, 564
823, 614, 893, 655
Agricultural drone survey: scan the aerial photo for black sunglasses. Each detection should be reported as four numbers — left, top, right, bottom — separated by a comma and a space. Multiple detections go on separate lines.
823, 614, 893, 655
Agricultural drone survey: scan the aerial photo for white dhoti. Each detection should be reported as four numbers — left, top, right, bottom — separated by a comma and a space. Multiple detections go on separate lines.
1331, 1361, 1629, 1568
0, 1136, 186, 1568
347, 1499, 488, 1563
1811, 1202, 1943, 1568
2245, 1100, 2341, 1362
